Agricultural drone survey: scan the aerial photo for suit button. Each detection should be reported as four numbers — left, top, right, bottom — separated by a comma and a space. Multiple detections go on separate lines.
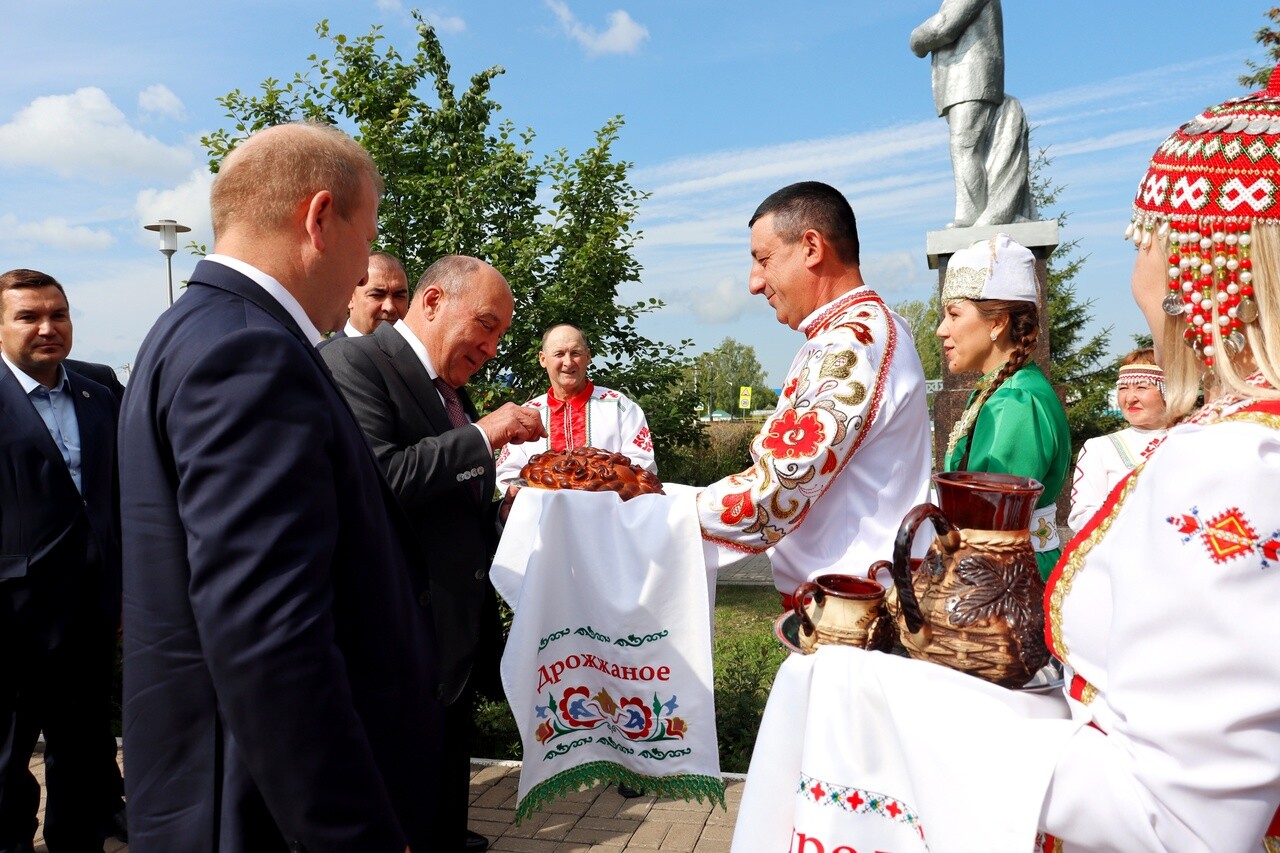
418, 591, 431, 607
474, 569, 486, 580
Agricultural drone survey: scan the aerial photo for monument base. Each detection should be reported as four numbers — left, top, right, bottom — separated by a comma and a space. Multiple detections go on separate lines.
924, 220, 1060, 270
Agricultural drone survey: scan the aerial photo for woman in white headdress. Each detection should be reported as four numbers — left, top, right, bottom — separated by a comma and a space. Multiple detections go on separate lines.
1066, 349, 1168, 531
937, 232, 1072, 579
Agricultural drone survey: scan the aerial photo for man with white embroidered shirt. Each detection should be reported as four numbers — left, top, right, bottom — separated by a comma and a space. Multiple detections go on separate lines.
697, 181, 932, 605
495, 322, 656, 488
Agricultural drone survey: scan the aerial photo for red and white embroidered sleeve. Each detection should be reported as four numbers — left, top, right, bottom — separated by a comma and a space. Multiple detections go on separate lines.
696, 299, 894, 553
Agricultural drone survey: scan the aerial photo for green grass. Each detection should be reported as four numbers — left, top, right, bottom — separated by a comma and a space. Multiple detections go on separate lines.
474, 583, 787, 773
710, 585, 788, 772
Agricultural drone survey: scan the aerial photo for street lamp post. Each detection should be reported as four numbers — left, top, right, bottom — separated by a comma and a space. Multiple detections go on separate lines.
144, 219, 191, 306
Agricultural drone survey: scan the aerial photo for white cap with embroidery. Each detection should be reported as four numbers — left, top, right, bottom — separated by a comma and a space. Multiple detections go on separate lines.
941, 232, 1038, 305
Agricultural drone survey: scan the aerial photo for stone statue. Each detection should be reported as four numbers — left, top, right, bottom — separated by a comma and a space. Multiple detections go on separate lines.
910, 0, 1035, 228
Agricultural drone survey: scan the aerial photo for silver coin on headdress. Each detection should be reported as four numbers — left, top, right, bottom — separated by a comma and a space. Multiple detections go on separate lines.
1237, 299, 1260, 324
1223, 330, 1247, 357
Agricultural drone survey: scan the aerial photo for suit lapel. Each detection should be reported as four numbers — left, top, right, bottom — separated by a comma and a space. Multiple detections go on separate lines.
193, 259, 378, 418
0, 367, 82, 495
457, 386, 481, 423
372, 323, 455, 436
67, 373, 107, 502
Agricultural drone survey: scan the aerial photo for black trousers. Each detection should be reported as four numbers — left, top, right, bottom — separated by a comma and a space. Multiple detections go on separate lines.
440, 687, 478, 850
0, 623, 119, 853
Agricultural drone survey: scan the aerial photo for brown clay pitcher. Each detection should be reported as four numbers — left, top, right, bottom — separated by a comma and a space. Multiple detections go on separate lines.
887, 471, 1050, 689
793, 565, 895, 654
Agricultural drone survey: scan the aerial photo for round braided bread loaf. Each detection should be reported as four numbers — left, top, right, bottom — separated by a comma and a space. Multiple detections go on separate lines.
519, 447, 664, 501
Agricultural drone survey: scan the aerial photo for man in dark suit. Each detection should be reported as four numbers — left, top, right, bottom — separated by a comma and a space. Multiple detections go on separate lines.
322, 255, 545, 853
119, 122, 443, 851
0, 268, 122, 852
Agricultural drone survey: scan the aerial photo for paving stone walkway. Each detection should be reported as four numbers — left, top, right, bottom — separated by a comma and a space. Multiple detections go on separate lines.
469, 760, 745, 853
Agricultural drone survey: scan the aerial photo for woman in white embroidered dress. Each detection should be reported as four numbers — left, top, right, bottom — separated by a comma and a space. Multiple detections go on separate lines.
1066, 349, 1168, 532
733, 71, 1280, 853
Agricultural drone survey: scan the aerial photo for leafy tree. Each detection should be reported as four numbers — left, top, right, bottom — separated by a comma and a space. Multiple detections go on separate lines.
683, 338, 778, 416
200, 14, 700, 452
890, 299, 942, 381
1241, 7, 1280, 89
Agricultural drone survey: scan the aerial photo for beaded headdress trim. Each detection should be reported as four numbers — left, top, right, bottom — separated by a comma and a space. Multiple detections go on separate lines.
1116, 364, 1165, 395
1123, 64, 1280, 367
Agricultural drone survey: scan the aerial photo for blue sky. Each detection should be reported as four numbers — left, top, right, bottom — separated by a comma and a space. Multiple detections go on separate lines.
0, 1, 1270, 384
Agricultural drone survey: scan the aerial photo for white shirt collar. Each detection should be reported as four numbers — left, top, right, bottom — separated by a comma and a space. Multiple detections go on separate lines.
392, 320, 441, 382
205, 254, 324, 345
3, 352, 66, 393
342, 320, 365, 338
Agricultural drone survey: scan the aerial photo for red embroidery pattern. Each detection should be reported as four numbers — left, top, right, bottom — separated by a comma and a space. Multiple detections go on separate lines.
535, 684, 686, 746
797, 773, 926, 842
700, 291, 896, 554
1167, 506, 1280, 566
632, 426, 653, 453
760, 409, 826, 459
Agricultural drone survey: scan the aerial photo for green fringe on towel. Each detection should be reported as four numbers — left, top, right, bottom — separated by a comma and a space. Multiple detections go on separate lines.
514, 761, 726, 824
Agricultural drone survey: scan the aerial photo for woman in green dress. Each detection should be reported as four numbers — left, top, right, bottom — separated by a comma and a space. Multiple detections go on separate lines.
936, 233, 1071, 579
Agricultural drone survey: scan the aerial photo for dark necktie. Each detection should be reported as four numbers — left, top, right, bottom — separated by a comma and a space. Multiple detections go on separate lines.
433, 377, 470, 429
433, 376, 483, 501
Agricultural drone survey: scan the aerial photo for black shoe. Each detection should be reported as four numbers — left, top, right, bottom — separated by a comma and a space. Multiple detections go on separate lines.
618, 784, 644, 798
106, 805, 128, 842
464, 829, 489, 852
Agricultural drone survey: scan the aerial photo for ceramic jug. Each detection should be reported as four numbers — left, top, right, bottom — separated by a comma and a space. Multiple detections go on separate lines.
793, 566, 894, 654
887, 471, 1050, 689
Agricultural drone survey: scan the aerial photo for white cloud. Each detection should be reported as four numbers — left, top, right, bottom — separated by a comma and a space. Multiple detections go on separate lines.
134, 168, 215, 251
380, 1, 466, 34
545, 0, 648, 55
688, 275, 754, 323
137, 84, 186, 120
0, 214, 115, 252
859, 250, 930, 293
424, 9, 466, 34
0, 88, 194, 182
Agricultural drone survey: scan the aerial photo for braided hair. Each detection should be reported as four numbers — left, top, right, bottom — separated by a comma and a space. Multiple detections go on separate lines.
956, 299, 1040, 472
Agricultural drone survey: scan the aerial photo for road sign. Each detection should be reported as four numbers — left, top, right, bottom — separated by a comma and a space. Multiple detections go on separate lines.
738, 386, 752, 410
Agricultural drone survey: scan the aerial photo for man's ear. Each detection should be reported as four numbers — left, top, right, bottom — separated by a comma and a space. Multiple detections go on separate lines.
419, 284, 444, 320
303, 190, 337, 252
800, 228, 825, 269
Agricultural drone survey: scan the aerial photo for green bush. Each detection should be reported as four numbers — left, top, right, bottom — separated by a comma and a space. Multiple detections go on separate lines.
661, 422, 759, 486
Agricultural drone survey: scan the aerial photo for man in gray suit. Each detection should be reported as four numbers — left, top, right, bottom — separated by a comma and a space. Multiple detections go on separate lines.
321, 255, 544, 852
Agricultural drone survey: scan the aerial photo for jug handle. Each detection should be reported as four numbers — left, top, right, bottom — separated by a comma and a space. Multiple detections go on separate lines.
793, 581, 824, 640
891, 503, 957, 635
867, 560, 893, 586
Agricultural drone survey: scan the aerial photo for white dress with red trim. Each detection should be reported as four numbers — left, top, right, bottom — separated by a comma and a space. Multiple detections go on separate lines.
695, 288, 932, 595
495, 382, 657, 482
729, 394, 1280, 852
1041, 394, 1280, 850
1066, 425, 1167, 532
